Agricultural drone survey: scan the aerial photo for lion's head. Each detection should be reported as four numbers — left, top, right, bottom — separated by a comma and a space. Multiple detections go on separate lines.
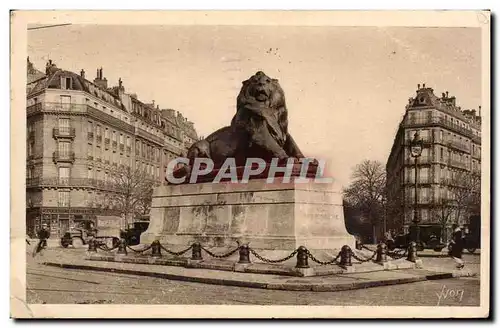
237, 71, 286, 110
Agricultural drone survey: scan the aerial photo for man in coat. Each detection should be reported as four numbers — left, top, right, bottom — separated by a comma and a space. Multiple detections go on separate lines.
449, 224, 465, 269
33, 223, 50, 257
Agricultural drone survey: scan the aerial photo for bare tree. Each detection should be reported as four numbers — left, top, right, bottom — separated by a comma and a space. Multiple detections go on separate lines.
448, 170, 481, 225
106, 166, 157, 227
343, 160, 386, 243
434, 198, 456, 242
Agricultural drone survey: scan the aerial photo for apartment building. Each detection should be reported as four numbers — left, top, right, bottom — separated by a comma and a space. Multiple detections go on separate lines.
385, 84, 481, 235
26, 58, 198, 238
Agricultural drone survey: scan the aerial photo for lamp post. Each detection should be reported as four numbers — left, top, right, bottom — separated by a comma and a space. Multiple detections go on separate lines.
410, 131, 423, 248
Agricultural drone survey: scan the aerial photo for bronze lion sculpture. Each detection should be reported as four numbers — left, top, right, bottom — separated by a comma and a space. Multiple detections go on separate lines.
170, 71, 308, 182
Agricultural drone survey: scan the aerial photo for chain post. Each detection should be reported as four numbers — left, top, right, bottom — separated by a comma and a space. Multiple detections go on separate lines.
355, 238, 363, 250
238, 244, 251, 264
151, 240, 162, 258
375, 242, 388, 263
191, 242, 202, 260
406, 241, 418, 262
339, 245, 352, 266
87, 238, 97, 253
295, 246, 309, 268
117, 238, 127, 255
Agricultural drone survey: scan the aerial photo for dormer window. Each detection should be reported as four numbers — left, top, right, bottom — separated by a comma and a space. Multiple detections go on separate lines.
418, 97, 425, 104
61, 76, 72, 90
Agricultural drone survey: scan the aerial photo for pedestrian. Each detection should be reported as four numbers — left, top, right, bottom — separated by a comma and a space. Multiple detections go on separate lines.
449, 224, 465, 269
33, 223, 50, 257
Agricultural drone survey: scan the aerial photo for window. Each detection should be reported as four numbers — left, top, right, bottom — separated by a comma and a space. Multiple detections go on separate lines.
440, 147, 444, 160
58, 167, 70, 184
58, 118, 70, 135
87, 145, 93, 159
105, 128, 109, 139
88, 167, 93, 179
120, 134, 124, 145
60, 95, 71, 111
112, 131, 117, 142
126, 136, 130, 147
96, 125, 102, 136
58, 141, 70, 155
58, 191, 70, 207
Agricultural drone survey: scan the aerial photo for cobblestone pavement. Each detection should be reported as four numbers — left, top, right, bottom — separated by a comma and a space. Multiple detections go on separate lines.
26, 248, 481, 306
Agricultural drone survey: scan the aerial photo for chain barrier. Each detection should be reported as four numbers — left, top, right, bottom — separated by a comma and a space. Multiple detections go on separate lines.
126, 244, 153, 253
305, 249, 341, 265
97, 244, 119, 252
160, 244, 193, 256
248, 247, 298, 263
350, 249, 377, 263
387, 248, 408, 259
201, 246, 239, 259
362, 245, 376, 252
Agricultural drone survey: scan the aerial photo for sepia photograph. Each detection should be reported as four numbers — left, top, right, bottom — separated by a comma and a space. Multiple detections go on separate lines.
10, 10, 490, 318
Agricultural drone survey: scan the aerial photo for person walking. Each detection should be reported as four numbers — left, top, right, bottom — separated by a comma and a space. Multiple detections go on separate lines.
32, 223, 50, 257
449, 224, 465, 269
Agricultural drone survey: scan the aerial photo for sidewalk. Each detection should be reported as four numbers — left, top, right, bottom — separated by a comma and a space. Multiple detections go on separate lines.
34, 248, 470, 292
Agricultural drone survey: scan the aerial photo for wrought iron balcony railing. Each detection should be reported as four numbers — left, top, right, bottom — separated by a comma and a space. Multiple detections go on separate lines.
52, 151, 75, 163
53, 127, 76, 139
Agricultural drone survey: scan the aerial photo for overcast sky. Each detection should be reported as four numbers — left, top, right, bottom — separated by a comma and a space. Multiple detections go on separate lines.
27, 25, 481, 188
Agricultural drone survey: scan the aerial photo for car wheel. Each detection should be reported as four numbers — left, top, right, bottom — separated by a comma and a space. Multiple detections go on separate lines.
112, 237, 120, 248
60, 240, 69, 248
72, 237, 84, 248
467, 248, 476, 254
434, 247, 443, 252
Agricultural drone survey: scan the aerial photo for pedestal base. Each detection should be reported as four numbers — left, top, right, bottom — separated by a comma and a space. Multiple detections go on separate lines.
141, 178, 355, 252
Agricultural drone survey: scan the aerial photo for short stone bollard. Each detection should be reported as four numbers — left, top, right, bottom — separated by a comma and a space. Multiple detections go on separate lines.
375, 242, 388, 263
238, 244, 251, 264
87, 238, 97, 253
116, 238, 127, 255
191, 242, 202, 260
295, 246, 310, 269
151, 240, 162, 258
407, 241, 418, 262
339, 245, 352, 266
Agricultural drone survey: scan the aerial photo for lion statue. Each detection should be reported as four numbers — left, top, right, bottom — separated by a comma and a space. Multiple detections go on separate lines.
170, 71, 307, 182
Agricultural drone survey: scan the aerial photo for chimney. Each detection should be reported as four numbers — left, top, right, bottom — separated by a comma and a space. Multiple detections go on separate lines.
441, 92, 446, 98
80, 69, 85, 79
471, 109, 476, 116
422, 83, 426, 88
417, 83, 420, 89
446, 91, 449, 98
479, 105, 481, 117
93, 67, 108, 89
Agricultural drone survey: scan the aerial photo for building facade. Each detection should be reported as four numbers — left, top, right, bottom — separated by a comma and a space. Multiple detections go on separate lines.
385, 84, 481, 236
26, 58, 198, 238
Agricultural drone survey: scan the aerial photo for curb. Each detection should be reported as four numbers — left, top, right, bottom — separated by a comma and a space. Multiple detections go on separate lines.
42, 261, 455, 292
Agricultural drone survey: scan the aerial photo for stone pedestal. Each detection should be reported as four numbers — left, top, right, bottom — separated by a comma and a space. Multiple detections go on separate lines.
141, 178, 355, 252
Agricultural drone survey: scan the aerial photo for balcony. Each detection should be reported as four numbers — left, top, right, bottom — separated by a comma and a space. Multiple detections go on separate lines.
27, 131, 35, 139
87, 132, 94, 141
87, 155, 93, 160
403, 116, 479, 141
446, 139, 470, 153
112, 141, 117, 148
96, 157, 102, 163
52, 151, 75, 163
126, 146, 131, 153
104, 138, 110, 149
104, 159, 110, 165
448, 158, 469, 170
119, 144, 124, 152
405, 176, 433, 184
404, 156, 432, 165
96, 135, 102, 143
472, 151, 481, 160
26, 177, 117, 190
53, 127, 76, 139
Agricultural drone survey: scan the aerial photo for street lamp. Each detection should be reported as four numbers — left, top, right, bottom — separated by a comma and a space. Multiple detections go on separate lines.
410, 131, 423, 247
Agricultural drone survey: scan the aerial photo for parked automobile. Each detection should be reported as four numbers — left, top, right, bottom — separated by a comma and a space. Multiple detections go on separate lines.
60, 217, 121, 248
120, 220, 150, 246
391, 224, 446, 252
